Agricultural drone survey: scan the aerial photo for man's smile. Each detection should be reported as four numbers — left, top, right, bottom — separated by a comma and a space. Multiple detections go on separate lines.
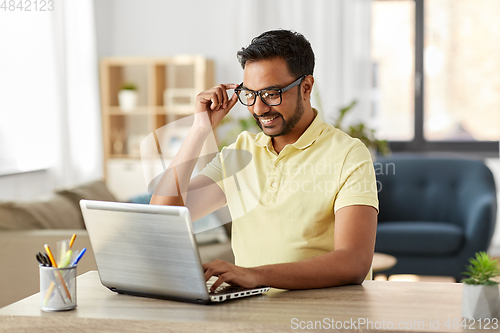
259, 115, 280, 126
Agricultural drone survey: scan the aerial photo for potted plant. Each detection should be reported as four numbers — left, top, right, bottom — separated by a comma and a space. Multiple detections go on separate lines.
118, 82, 138, 112
312, 86, 389, 158
461, 251, 500, 319
218, 116, 261, 149
330, 100, 390, 157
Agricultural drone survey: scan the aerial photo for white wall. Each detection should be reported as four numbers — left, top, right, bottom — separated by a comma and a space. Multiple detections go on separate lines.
0, 0, 372, 201
93, 0, 373, 121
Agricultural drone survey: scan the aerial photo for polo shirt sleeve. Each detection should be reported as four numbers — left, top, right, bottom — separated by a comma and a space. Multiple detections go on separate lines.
333, 141, 379, 214
198, 149, 226, 194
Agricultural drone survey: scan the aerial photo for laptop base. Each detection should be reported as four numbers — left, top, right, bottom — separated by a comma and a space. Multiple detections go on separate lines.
109, 287, 212, 305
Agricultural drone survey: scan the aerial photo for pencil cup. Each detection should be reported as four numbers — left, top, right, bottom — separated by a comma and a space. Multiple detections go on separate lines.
39, 265, 77, 312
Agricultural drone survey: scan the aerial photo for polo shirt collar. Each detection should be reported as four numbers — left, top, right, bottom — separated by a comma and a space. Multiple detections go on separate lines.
254, 131, 271, 148
254, 108, 324, 150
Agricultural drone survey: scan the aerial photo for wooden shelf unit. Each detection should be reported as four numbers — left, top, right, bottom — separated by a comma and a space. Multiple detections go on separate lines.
99, 56, 214, 199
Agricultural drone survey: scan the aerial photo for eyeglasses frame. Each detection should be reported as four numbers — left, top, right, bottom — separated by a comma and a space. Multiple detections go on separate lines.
234, 75, 307, 107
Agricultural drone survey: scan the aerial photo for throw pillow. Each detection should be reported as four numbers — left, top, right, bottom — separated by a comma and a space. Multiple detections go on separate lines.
58, 180, 118, 206
0, 193, 85, 230
0, 201, 44, 230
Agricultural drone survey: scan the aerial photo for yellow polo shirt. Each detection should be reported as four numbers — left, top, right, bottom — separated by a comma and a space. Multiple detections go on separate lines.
199, 113, 379, 268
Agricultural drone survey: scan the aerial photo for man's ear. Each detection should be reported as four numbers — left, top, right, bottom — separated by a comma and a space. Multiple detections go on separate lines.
301, 75, 314, 100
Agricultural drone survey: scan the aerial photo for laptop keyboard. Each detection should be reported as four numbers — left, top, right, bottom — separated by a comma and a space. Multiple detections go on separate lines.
206, 281, 245, 295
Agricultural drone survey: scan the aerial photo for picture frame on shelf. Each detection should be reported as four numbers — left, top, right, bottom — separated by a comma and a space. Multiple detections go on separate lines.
139, 124, 190, 193
164, 88, 196, 114
163, 126, 190, 158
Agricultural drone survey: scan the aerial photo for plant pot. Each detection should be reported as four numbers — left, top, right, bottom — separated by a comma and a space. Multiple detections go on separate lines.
462, 284, 500, 319
118, 90, 138, 112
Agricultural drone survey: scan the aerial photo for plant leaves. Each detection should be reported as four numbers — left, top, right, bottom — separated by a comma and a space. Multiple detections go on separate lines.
461, 251, 500, 285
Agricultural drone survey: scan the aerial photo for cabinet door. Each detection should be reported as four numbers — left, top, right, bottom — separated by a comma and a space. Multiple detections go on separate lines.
106, 159, 150, 202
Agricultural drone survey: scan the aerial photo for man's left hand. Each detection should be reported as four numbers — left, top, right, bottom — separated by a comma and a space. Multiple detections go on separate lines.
203, 260, 260, 292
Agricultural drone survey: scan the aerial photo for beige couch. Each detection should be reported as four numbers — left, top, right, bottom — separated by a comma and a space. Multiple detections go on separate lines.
0, 181, 233, 308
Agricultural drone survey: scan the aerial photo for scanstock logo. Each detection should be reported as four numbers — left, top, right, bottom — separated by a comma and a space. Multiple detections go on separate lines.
139, 112, 260, 228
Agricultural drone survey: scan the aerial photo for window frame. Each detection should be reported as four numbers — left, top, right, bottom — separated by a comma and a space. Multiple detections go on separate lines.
387, 0, 499, 157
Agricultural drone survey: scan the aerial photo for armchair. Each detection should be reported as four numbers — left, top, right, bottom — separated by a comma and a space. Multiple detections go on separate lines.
374, 156, 497, 281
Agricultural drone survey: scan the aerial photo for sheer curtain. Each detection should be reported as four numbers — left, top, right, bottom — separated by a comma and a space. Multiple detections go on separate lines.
232, 0, 372, 125
51, 0, 103, 188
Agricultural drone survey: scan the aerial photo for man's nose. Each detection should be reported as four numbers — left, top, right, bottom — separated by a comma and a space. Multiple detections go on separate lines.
252, 95, 271, 116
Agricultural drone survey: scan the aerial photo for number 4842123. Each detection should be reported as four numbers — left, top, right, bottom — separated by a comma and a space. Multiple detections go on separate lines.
444, 318, 499, 330
1, 0, 54, 11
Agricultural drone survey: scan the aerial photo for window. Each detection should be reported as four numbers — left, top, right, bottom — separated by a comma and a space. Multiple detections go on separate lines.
371, 0, 500, 155
0, 11, 58, 175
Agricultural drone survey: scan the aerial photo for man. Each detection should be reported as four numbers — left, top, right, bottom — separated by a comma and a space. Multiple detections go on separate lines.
150, 30, 378, 292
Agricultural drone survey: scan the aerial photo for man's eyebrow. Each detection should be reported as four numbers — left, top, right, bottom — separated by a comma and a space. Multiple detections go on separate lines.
241, 83, 282, 91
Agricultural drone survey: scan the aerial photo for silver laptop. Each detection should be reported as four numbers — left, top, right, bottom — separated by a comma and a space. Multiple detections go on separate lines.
79, 200, 270, 304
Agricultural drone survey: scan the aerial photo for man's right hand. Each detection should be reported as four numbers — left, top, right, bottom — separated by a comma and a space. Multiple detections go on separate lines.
194, 84, 239, 130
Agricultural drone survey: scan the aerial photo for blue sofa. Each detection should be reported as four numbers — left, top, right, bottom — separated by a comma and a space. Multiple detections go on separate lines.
374, 156, 497, 281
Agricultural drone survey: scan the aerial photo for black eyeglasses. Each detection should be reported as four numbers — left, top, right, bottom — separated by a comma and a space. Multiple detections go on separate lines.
234, 75, 306, 107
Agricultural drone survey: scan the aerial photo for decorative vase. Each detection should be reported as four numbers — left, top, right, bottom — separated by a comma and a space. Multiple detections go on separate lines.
462, 284, 500, 319
118, 90, 138, 112
112, 129, 126, 154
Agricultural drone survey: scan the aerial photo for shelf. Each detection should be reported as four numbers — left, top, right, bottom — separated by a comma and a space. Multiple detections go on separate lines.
99, 56, 215, 184
155, 106, 194, 116
106, 106, 195, 116
108, 155, 141, 159
107, 106, 152, 115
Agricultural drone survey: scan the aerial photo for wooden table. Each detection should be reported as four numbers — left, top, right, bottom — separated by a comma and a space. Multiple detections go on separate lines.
0, 271, 496, 332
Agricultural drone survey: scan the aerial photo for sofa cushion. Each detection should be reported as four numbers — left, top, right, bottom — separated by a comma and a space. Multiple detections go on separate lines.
375, 221, 465, 256
128, 193, 152, 204
0, 194, 85, 230
0, 202, 43, 230
58, 180, 118, 206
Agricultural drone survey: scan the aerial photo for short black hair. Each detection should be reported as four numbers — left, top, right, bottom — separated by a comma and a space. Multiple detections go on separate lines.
237, 30, 315, 78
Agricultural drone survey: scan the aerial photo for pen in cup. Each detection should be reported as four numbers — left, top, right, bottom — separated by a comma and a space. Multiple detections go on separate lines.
43, 248, 86, 304
69, 234, 77, 249
43, 234, 78, 304
59, 250, 73, 268
44, 244, 72, 301
37, 252, 67, 304
71, 248, 86, 266
42, 251, 73, 306
57, 234, 76, 264
57, 239, 70, 264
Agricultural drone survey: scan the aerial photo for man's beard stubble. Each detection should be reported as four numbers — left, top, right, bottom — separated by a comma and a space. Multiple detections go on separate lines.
253, 90, 304, 138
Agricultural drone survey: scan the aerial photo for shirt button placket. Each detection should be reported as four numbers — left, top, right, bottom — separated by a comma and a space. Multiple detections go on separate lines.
265, 157, 283, 205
